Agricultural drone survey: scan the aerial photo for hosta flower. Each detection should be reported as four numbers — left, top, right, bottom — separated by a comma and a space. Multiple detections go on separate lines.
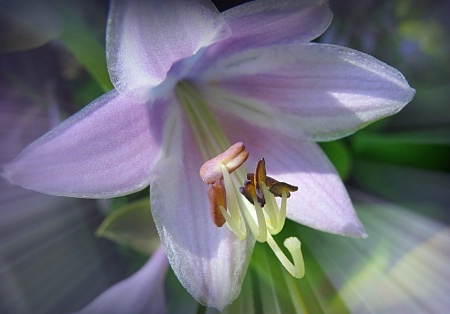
2, 0, 415, 310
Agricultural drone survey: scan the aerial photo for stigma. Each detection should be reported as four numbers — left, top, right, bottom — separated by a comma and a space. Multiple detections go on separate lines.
199, 142, 249, 184
199, 143, 305, 279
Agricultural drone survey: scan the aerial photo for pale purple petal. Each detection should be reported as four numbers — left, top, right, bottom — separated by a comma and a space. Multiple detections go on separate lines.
194, 0, 331, 75
77, 246, 169, 314
106, 0, 228, 92
149, 106, 254, 310
213, 0, 331, 54
214, 110, 366, 238
3, 89, 168, 198
197, 43, 415, 142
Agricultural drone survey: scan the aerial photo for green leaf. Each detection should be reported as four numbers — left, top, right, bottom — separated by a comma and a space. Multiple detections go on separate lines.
58, 5, 113, 92
97, 198, 160, 255
351, 129, 450, 172
319, 140, 352, 181
353, 160, 450, 218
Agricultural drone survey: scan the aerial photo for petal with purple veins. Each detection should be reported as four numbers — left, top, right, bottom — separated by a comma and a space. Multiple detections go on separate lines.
194, 0, 332, 74
215, 110, 366, 238
3, 89, 168, 198
149, 106, 254, 310
221, 0, 331, 50
107, 0, 229, 92
198, 43, 415, 142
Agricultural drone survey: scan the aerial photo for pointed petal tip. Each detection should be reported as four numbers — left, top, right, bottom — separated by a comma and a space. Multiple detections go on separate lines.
2, 162, 21, 187
0, 90, 164, 199
408, 86, 416, 102
399, 83, 415, 106
342, 221, 368, 239
1, 165, 11, 181
2, 161, 47, 195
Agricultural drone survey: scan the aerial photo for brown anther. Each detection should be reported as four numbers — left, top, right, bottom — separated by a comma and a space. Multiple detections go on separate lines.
248, 173, 283, 190
207, 180, 227, 227
239, 179, 257, 205
240, 158, 299, 206
199, 142, 249, 184
264, 176, 279, 189
269, 182, 298, 198
255, 158, 267, 202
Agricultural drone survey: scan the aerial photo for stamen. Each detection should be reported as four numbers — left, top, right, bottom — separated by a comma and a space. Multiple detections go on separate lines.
238, 179, 257, 205
255, 158, 267, 205
207, 180, 227, 227
236, 158, 304, 277
269, 182, 298, 198
235, 191, 267, 243
220, 164, 246, 234
251, 196, 268, 243
260, 182, 278, 231
272, 190, 287, 235
200, 142, 249, 184
219, 206, 246, 240
247, 172, 298, 199
195, 138, 304, 278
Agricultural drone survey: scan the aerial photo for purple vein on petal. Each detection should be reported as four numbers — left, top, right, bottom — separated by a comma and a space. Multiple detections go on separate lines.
3, 89, 169, 198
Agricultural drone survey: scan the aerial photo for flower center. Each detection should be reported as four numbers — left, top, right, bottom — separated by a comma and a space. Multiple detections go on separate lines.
175, 81, 305, 278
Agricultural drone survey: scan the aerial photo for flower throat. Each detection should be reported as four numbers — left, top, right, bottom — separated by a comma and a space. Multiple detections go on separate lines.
176, 81, 305, 278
